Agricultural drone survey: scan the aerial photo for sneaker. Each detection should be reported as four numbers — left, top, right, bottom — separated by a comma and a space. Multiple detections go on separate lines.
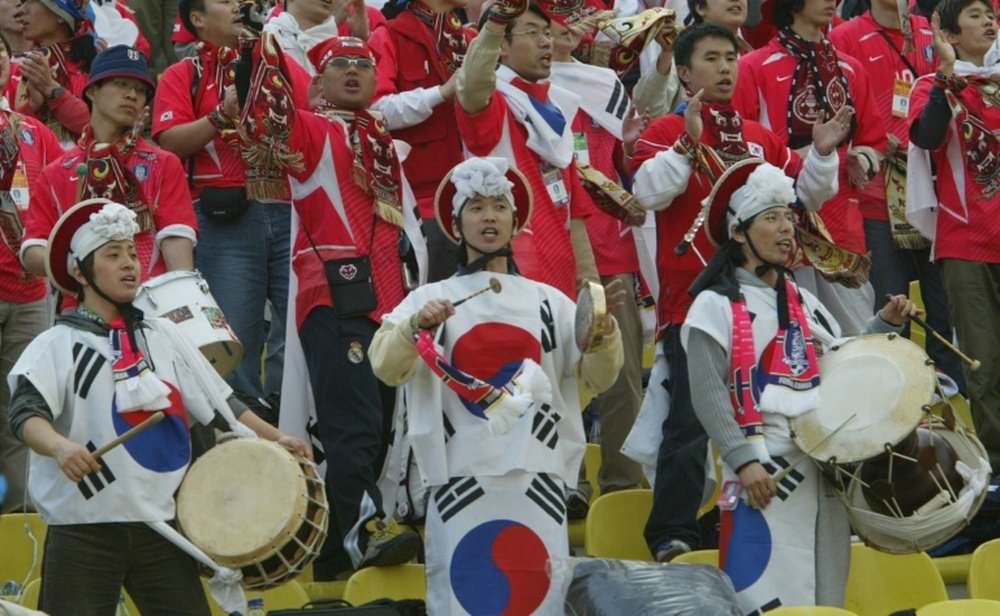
565, 489, 590, 521
654, 539, 692, 563
357, 518, 421, 569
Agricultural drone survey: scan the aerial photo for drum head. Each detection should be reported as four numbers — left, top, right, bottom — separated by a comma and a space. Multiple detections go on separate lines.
575, 281, 606, 353
791, 334, 936, 463
177, 438, 311, 567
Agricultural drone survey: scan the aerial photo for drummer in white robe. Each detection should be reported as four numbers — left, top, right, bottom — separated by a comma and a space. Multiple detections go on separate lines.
369, 157, 624, 615
681, 159, 918, 614
7, 200, 310, 616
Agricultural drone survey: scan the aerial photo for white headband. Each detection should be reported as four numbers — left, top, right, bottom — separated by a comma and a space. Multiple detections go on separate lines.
68, 202, 140, 272
450, 157, 516, 219
726, 163, 796, 231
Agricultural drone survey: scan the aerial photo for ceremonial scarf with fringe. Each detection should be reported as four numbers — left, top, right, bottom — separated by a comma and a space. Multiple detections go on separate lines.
409, 0, 466, 78
77, 125, 154, 234
600, 7, 676, 77
729, 295, 767, 462
414, 329, 507, 420
238, 33, 303, 201
884, 148, 930, 249
109, 314, 172, 412
318, 107, 405, 229
0, 111, 24, 255
776, 28, 856, 150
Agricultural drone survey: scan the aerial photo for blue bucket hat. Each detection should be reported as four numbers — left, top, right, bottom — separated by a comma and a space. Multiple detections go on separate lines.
86, 45, 155, 92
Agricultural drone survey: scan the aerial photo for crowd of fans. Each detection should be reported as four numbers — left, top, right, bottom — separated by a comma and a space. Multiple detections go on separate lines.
0, 0, 997, 612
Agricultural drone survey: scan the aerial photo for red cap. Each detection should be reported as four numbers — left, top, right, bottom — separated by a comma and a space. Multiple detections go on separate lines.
307, 37, 375, 73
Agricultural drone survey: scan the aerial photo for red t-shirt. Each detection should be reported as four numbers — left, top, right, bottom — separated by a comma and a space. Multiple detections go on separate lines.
283, 111, 407, 328
630, 113, 803, 328
573, 112, 640, 277
23, 138, 197, 305
733, 37, 887, 251
829, 13, 936, 223
456, 90, 599, 299
152, 47, 312, 197
0, 115, 62, 303
908, 76, 1000, 263
369, 12, 475, 218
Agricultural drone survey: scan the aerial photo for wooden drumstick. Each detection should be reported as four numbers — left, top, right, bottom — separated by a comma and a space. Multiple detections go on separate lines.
92, 411, 166, 459
771, 413, 857, 483
885, 294, 981, 371
452, 277, 502, 307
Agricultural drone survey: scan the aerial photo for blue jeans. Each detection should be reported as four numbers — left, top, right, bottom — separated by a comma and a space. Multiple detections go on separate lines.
194, 199, 290, 400
863, 219, 966, 391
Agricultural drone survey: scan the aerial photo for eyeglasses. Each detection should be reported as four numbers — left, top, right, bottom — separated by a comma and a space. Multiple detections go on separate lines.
108, 78, 149, 96
328, 57, 375, 71
509, 28, 555, 41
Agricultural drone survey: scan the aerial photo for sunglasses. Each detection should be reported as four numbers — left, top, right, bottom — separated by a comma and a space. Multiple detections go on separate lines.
328, 57, 375, 71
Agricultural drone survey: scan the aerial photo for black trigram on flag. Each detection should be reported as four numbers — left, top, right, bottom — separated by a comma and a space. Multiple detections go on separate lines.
442, 413, 455, 444
77, 441, 116, 500
435, 477, 485, 523
749, 598, 782, 615
531, 403, 561, 450
604, 80, 630, 121
762, 456, 805, 501
72, 342, 106, 400
540, 300, 556, 353
525, 473, 565, 524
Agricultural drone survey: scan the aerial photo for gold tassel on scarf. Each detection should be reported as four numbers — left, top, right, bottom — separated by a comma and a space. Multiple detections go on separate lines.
884, 150, 930, 249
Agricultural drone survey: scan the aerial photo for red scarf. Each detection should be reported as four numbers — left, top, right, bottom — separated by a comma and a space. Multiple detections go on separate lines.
940, 76, 1000, 197
77, 124, 153, 234
414, 329, 506, 419
409, 0, 467, 78
776, 28, 856, 150
239, 33, 302, 201
0, 111, 25, 255
340, 108, 405, 229
730, 275, 821, 460
108, 316, 171, 412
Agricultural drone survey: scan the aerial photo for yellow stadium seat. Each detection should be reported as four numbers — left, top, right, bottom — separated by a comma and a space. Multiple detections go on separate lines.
844, 544, 947, 616
16, 578, 39, 609
342, 564, 426, 606
583, 489, 653, 561
671, 549, 719, 567
969, 538, 1000, 600
931, 552, 973, 586
917, 599, 1000, 615
768, 607, 859, 615
0, 513, 47, 589
302, 580, 348, 602
908, 280, 926, 351
568, 443, 602, 547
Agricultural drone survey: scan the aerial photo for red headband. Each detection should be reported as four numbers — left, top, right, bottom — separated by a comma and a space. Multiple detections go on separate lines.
307, 36, 375, 73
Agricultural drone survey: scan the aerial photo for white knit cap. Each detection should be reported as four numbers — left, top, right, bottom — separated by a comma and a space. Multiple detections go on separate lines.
68, 202, 140, 272
726, 162, 796, 231
450, 157, 516, 219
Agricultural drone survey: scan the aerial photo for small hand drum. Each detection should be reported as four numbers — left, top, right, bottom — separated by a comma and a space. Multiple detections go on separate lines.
575, 281, 607, 353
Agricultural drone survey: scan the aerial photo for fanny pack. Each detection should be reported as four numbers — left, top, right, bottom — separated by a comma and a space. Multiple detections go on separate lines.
199, 186, 249, 222
323, 255, 377, 318
302, 215, 378, 319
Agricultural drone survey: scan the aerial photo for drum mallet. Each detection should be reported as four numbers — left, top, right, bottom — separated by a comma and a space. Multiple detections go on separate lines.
92, 411, 166, 459
772, 413, 857, 483
885, 294, 981, 371
452, 277, 502, 307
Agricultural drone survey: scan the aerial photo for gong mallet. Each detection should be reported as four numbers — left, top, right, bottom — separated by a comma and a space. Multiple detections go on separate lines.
885, 294, 981, 371
92, 411, 166, 459
452, 277, 502, 307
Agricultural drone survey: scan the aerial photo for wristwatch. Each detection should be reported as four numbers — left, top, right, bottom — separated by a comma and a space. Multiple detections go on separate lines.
48, 86, 65, 101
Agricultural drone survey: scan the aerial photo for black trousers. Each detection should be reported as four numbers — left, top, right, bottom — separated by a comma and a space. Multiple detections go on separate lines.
300, 307, 395, 578
643, 325, 708, 551
40, 522, 210, 616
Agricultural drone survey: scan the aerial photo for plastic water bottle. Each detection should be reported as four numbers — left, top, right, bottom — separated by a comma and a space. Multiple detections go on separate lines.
247, 598, 265, 616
